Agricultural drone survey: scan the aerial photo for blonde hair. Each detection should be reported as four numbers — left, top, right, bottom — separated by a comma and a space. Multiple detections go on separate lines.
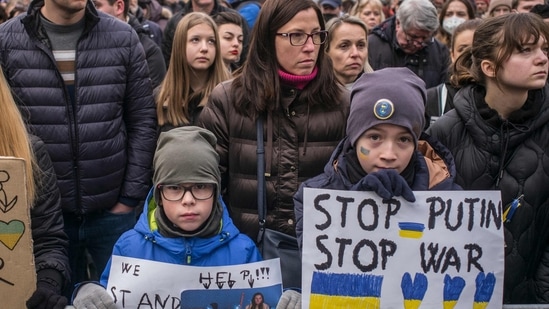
0, 67, 36, 205
157, 12, 230, 127
350, 0, 386, 25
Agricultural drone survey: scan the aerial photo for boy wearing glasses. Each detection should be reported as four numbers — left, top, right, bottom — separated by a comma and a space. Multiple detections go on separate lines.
72, 126, 261, 308
367, 0, 450, 88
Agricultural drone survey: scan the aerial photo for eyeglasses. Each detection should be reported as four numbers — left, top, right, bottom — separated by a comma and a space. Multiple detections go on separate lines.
403, 29, 433, 47
276, 30, 328, 46
158, 184, 215, 201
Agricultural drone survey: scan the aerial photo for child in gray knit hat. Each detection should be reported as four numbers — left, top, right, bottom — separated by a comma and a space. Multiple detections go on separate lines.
72, 126, 262, 308
295, 67, 462, 250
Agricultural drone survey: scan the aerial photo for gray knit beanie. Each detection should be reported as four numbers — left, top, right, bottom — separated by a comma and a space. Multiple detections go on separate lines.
346, 67, 426, 146
153, 126, 222, 237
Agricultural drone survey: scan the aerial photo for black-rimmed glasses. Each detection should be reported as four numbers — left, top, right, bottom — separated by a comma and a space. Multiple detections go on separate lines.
276, 30, 328, 46
158, 184, 215, 201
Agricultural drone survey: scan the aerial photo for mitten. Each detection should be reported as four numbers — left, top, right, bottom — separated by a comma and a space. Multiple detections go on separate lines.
351, 169, 416, 202
27, 270, 67, 309
276, 290, 302, 309
72, 283, 116, 309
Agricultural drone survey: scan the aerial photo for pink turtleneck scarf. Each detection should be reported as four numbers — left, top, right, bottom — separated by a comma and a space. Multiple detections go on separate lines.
277, 66, 318, 90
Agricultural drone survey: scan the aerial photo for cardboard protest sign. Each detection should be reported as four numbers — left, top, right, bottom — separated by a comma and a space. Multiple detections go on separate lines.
302, 188, 504, 309
0, 157, 36, 308
107, 256, 283, 308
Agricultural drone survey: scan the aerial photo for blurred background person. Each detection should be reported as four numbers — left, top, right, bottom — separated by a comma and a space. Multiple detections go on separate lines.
486, 0, 512, 16
349, 0, 385, 31
425, 19, 482, 128
319, 0, 342, 21
368, 0, 450, 88
435, 0, 475, 49
512, 0, 545, 12
156, 12, 230, 132
475, 0, 490, 17
213, 10, 244, 73
325, 15, 373, 89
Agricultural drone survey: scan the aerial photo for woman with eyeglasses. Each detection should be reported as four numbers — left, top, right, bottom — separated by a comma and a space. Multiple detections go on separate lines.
72, 126, 262, 308
367, 0, 450, 88
198, 0, 349, 285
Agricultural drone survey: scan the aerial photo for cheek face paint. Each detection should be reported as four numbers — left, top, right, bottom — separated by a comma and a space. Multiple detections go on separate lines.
359, 146, 370, 159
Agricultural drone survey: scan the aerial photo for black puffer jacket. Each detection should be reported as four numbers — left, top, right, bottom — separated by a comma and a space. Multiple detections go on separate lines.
199, 79, 349, 239
30, 134, 70, 290
368, 16, 450, 89
427, 84, 549, 304
0, 0, 157, 215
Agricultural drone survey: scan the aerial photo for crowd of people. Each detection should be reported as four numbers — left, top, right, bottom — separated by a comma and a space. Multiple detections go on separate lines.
1, 0, 549, 307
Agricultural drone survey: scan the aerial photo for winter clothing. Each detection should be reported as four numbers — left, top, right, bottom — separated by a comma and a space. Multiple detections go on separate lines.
198, 79, 350, 239
99, 190, 262, 287
128, 13, 166, 88
426, 84, 549, 304
153, 127, 223, 238
487, 0, 512, 14
347, 67, 426, 146
425, 82, 459, 129
0, 0, 157, 215
368, 16, 451, 88
27, 135, 70, 306
294, 132, 462, 249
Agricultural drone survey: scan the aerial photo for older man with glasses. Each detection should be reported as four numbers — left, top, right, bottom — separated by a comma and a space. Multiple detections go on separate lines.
367, 0, 450, 88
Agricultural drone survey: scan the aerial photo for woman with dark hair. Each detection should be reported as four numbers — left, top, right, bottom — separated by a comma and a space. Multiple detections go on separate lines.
245, 292, 269, 309
427, 13, 549, 303
213, 11, 245, 72
434, 0, 475, 49
199, 0, 349, 241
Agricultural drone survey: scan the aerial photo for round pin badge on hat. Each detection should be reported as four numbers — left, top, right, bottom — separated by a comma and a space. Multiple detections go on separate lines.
373, 99, 394, 120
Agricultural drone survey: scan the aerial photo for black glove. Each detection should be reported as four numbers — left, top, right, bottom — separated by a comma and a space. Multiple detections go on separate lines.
351, 169, 416, 202
27, 270, 67, 309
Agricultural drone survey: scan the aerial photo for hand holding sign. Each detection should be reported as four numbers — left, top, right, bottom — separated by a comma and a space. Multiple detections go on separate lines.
351, 169, 416, 202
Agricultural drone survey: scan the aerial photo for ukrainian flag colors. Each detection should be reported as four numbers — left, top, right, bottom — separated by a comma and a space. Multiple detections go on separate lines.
473, 272, 496, 309
443, 274, 466, 309
310, 272, 383, 308
401, 272, 428, 309
398, 222, 425, 239
0, 220, 25, 250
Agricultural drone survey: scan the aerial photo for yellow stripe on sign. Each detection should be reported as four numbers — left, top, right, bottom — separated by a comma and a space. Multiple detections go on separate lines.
399, 230, 423, 239
473, 302, 489, 309
443, 300, 458, 309
309, 294, 381, 308
403, 299, 422, 309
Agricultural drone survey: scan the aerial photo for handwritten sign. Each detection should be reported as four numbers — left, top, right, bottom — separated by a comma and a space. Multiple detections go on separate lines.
0, 157, 36, 308
107, 256, 282, 308
302, 189, 504, 309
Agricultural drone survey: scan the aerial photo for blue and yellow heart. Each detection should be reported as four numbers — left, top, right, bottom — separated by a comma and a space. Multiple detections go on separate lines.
0, 220, 25, 250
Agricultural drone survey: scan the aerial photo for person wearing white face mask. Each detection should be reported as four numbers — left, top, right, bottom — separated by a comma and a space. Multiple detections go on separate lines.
435, 0, 475, 49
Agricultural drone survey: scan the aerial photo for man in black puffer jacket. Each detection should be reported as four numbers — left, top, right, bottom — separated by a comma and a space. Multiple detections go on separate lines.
0, 0, 157, 298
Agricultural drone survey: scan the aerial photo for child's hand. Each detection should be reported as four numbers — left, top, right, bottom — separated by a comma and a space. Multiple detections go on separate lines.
351, 169, 416, 202
72, 283, 116, 309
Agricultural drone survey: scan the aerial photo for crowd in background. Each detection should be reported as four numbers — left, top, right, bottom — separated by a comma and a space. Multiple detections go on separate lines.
1, 0, 549, 307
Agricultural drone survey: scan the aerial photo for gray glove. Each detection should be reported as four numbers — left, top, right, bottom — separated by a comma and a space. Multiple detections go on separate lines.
72, 283, 116, 309
276, 290, 301, 309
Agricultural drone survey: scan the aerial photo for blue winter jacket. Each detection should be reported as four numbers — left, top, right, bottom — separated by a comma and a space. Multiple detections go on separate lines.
294, 133, 462, 249
99, 190, 262, 286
